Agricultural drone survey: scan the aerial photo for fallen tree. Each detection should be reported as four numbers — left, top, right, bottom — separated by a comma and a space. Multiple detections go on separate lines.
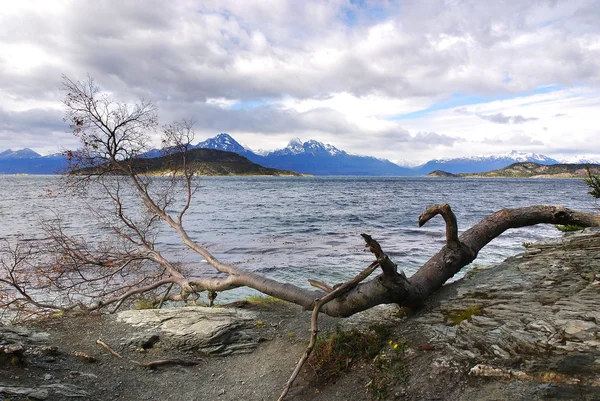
2, 76, 600, 322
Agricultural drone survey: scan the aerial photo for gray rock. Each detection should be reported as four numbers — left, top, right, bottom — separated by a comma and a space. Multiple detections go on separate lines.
117, 306, 260, 355
0, 385, 49, 400
1, 326, 52, 365
416, 230, 600, 379
127, 332, 161, 350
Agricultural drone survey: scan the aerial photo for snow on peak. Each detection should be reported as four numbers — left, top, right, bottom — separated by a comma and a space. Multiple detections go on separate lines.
195, 133, 247, 153
324, 143, 344, 156
495, 150, 554, 162
269, 138, 346, 157
0, 148, 41, 159
559, 155, 600, 164
285, 138, 305, 154
431, 150, 558, 164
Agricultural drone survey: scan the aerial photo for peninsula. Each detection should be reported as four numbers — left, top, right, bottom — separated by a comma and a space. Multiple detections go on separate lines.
75, 148, 302, 177
428, 162, 600, 178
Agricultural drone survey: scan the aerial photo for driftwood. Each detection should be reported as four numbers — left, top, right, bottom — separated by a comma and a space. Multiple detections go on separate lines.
130, 359, 199, 369
182, 204, 599, 318
96, 338, 198, 369
96, 338, 122, 359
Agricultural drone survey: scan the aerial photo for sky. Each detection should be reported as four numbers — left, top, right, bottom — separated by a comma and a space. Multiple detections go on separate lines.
0, 0, 599, 165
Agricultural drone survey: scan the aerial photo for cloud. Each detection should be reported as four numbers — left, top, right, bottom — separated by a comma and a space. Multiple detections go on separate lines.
365, 129, 460, 148
0, 0, 600, 162
0, 107, 73, 153
482, 134, 544, 146
412, 132, 461, 147
478, 112, 539, 124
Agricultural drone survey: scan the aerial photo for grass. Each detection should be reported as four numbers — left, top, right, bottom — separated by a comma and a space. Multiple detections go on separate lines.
133, 300, 155, 310
308, 322, 410, 400
243, 295, 290, 308
308, 323, 408, 399
555, 224, 585, 232
309, 324, 391, 381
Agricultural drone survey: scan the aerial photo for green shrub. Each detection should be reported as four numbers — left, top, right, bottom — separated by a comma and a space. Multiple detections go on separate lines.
369, 339, 408, 399
309, 324, 390, 381
584, 166, 600, 199
555, 224, 585, 232
243, 295, 289, 308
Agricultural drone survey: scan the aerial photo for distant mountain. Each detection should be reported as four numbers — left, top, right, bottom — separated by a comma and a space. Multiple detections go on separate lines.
0, 149, 67, 175
195, 133, 256, 157
0, 148, 41, 159
560, 156, 600, 164
76, 148, 300, 177
3, 139, 594, 177
268, 138, 345, 157
195, 134, 415, 176
413, 150, 560, 175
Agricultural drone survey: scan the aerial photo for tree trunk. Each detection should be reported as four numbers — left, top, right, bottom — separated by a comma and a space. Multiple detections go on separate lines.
215, 205, 599, 317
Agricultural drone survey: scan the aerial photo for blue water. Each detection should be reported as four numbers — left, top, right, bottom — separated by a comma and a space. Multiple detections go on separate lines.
0, 175, 596, 302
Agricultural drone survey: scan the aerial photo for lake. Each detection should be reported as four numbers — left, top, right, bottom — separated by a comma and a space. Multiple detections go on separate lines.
0, 175, 596, 302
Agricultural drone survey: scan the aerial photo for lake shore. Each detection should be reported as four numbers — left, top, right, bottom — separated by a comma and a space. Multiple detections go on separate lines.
2, 229, 600, 400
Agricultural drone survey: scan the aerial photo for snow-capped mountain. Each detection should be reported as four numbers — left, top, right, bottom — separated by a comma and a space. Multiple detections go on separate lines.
560, 156, 600, 164
0, 149, 67, 174
194, 134, 413, 176
0, 148, 41, 159
269, 138, 346, 157
195, 133, 254, 156
5, 139, 595, 176
413, 150, 560, 175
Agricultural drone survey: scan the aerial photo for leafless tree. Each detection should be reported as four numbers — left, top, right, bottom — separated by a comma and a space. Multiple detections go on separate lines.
2, 75, 600, 320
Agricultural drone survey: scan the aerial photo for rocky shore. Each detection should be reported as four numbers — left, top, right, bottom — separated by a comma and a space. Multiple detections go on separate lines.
2, 229, 600, 400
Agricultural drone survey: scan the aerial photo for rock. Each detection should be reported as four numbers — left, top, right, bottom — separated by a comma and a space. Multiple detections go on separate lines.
0, 385, 49, 400
117, 306, 260, 355
415, 229, 600, 383
0, 383, 89, 400
127, 332, 161, 350
1, 326, 52, 366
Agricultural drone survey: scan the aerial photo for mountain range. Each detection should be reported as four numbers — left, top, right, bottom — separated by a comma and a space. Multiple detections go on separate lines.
1, 135, 598, 176
0, 148, 67, 175
188, 134, 590, 176
411, 150, 561, 175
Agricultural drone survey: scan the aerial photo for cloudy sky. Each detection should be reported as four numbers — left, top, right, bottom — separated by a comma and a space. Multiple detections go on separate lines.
1, 0, 599, 164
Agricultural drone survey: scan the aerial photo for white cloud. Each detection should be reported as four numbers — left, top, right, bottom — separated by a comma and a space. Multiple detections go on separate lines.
0, 0, 599, 163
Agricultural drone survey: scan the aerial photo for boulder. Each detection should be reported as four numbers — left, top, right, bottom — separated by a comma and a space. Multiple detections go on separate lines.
117, 306, 260, 355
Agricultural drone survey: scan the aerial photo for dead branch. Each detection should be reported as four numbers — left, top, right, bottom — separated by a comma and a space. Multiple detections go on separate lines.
96, 338, 123, 359
130, 359, 200, 368
307, 279, 334, 293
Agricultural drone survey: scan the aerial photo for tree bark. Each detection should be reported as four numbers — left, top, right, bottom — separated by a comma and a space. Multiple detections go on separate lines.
193, 205, 599, 317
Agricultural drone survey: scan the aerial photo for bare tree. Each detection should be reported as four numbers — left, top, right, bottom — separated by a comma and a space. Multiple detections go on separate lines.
2, 75, 600, 320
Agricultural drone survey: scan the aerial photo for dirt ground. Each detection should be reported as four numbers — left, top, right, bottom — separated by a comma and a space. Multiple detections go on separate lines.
3, 300, 599, 401
1, 299, 471, 401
